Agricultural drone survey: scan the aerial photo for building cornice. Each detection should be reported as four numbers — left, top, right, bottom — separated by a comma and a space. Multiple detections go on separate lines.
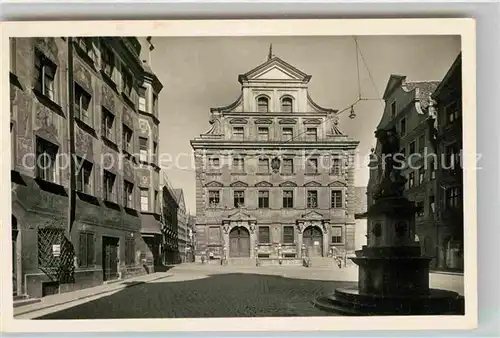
190, 139, 360, 150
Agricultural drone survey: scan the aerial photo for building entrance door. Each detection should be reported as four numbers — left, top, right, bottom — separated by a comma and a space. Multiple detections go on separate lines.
102, 236, 119, 281
303, 226, 323, 257
229, 226, 250, 258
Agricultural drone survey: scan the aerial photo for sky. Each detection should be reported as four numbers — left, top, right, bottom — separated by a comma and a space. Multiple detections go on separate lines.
148, 35, 461, 213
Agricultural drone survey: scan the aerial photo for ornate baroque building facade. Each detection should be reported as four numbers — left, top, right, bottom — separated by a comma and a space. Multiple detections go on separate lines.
10, 36, 162, 298
190, 54, 359, 263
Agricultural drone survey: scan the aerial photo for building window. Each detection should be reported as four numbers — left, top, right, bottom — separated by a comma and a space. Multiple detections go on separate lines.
391, 101, 397, 118
409, 140, 416, 155
429, 195, 436, 213
76, 37, 93, 58
258, 191, 269, 208
232, 127, 244, 141
257, 97, 269, 113
234, 190, 245, 208
101, 43, 114, 78
445, 143, 460, 169
331, 190, 343, 208
138, 86, 147, 111
281, 97, 293, 113
258, 226, 270, 243
153, 141, 158, 162
103, 170, 116, 202
140, 188, 149, 211
122, 124, 133, 152
306, 128, 318, 142
431, 160, 436, 179
408, 172, 415, 188
445, 101, 460, 124
233, 157, 245, 173
101, 107, 114, 141
306, 158, 318, 174
10, 123, 15, 169
283, 226, 294, 244
75, 157, 93, 195
34, 49, 56, 101
446, 187, 460, 209
78, 232, 95, 268
139, 137, 148, 162
331, 226, 342, 244
400, 117, 407, 136
123, 180, 134, 208
283, 190, 294, 208
208, 157, 220, 173
282, 159, 293, 175
258, 127, 269, 141
418, 134, 426, 154
208, 190, 220, 208
154, 190, 158, 213
153, 93, 158, 115
419, 168, 425, 184
35, 137, 58, 183
125, 237, 135, 265
122, 68, 133, 97
416, 201, 425, 217
330, 158, 342, 176
307, 190, 318, 208
258, 158, 269, 174
74, 83, 92, 125
282, 127, 293, 141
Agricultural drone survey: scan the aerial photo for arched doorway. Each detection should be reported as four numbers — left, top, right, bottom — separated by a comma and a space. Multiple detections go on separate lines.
303, 226, 323, 257
12, 215, 18, 296
229, 226, 250, 258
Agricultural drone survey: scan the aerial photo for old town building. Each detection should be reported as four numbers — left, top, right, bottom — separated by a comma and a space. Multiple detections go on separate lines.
190, 53, 359, 264
136, 37, 163, 269
173, 189, 189, 263
367, 54, 463, 271
431, 53, 463, 271
10, 36, 162, 298
187, 214, 196, 262
159, 172, 179, 265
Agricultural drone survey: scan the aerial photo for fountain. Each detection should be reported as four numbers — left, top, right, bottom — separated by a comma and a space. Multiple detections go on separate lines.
313, 126, 464, 315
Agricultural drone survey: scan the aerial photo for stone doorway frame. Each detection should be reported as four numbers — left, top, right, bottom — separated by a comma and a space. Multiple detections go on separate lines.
296, 211, 330, 258
221, 209, 257, 259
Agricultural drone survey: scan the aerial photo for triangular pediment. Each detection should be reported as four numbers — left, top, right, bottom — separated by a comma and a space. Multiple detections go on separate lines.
304, 181, 321, 187
255, 181, 273, 188
205, 181, 223, 188
303, 118, 322, 125
328, 181, 347, 188
227, 209, 255, 221
239, 57, 311, 84
279, 181, 297, 187
230, 180, 248, 188
301, 210, 324, 219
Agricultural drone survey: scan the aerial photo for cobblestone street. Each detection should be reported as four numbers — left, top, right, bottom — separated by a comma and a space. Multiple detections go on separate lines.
21, 264, 463, 319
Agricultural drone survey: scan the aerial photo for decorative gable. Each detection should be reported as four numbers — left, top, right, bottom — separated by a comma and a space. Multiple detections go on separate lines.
328, 180, 347, 188
239, 57, 311, 84
279, 181, 297, 187
230, 180, 248, 188
227, 209, 255, 221
255, 181, 273, 188
205, 181, 223, 188
304, 181, 322, 187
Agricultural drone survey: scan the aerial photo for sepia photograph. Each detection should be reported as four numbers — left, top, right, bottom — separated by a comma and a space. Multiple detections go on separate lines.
1, 19, 476, 332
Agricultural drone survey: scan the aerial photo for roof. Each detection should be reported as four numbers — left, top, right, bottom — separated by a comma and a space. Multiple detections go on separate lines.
432, 52, 462, 99
173, 189, 183, 203
404, 81, 441, 110
238, 55, 312, 84
353, 186, 368, 215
